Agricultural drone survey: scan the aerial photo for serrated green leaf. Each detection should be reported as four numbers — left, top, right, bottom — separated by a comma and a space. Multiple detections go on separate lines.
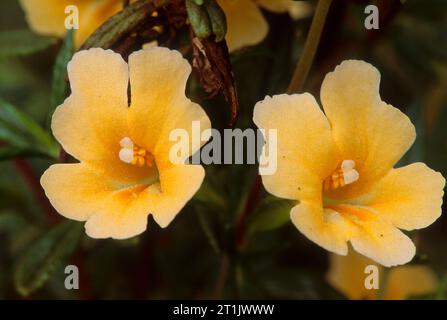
0, 98, 59, 158
14, 221, 84, 297
0, 30, 57, 59
248, 197, 294, 234
48, 30, 74, 128
186, 0, 212, 39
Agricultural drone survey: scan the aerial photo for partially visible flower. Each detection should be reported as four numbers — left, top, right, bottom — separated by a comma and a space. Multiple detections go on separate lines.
217, 0, 312, 52
41, 47, 211, 239
253, 60, 445, 267
19, 0, 123, 47
327, 251, 438, 300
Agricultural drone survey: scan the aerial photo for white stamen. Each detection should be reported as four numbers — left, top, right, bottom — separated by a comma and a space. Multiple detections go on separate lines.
119, 148, 134, 163
341, 159, 355, 171
120, 137, 134, 149
343, 169, 360, 185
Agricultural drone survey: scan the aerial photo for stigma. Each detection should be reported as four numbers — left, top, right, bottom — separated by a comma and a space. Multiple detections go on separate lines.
323, 160, 359, 191
119, 137, 155, 167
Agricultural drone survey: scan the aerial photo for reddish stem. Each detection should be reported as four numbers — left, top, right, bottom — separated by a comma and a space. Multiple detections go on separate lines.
13, 159, 61, 225
213, 254, 229, 299
234, 175, 263, 249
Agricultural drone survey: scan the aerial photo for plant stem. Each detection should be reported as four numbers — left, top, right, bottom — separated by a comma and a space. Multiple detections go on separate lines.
287, 0, 333, 94
13, 159, 60, 225
234, 175, 263, 249
213, 254, 229, 299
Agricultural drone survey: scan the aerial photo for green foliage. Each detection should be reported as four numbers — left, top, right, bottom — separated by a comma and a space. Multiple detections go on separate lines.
186, 0, 212, 39
186, 0, 227, 42
13, 221, 83, 297
0, 30, 57, 59
48, 30, 74, 127
0, 98, 59, 159
81, 0, 168, 50
196, 206, 221, 254
247, 196, 294, 235
435, 274, 447, 299
0, 211, 27, 235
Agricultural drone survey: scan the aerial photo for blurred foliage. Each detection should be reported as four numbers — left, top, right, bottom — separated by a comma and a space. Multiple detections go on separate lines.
0, 0, 446, 300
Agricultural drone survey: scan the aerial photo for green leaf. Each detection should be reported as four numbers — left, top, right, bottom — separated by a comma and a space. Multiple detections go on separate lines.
81, 0, 169, 50
195, 206, 221, 254
0, 30, 57, 59
435, 274, 447, 300
0, 146, 43, 161
204, 0, 227, 42
14, 221, 84, 297
186, 0, 212, 39
0, 98, 59, 158
0, 211, 27, 235
248, 196, 294, 234
48, 30, 74, 127
193, 178, 226, 209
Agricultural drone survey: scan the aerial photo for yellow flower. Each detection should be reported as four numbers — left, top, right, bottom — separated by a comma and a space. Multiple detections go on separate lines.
327, 250, 438, 299
217, 0, 311, 52
19, 0, 123, 47
41, 47, 211, 239
253, 60, 445, 267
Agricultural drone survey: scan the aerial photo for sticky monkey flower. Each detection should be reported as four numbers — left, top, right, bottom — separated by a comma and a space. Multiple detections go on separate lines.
41, 47, 211, 239
327, 250, 438, 299
19, 0, 123, 47
217, 0, 311, 52
253, 60, 445, 267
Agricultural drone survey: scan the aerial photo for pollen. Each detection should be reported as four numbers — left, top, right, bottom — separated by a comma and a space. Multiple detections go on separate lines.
323, 160, 359, 191
119, 137, 155, 167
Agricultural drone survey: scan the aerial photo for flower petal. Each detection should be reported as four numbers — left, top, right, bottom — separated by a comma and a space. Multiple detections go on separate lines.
321, 60, 416, 200
217, 0, 268, 52
53, 48, 128, 162
74, 0, 123, 46
332, 205, 416, 267
52, 49, 152, 183
253, 94, 338, 201
327, 250, 438, 300
84, 187, 152, 240
20, 0, 76, 38
362, 163, 445, 231
326, 251, 379, 300
85, 164, 205, 238
385, 265, 438, 299
256, 0, 312, 19
128, 47, 211, 163
41, 163, 203, 239
19, 0, 122, 47
151, 164, 205, 228
40, 163, 115, 222
290, 202, 353, 255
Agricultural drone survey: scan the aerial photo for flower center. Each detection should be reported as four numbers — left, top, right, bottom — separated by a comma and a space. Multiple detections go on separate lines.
323, 160, 359, 191
119, 137, 155, 167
